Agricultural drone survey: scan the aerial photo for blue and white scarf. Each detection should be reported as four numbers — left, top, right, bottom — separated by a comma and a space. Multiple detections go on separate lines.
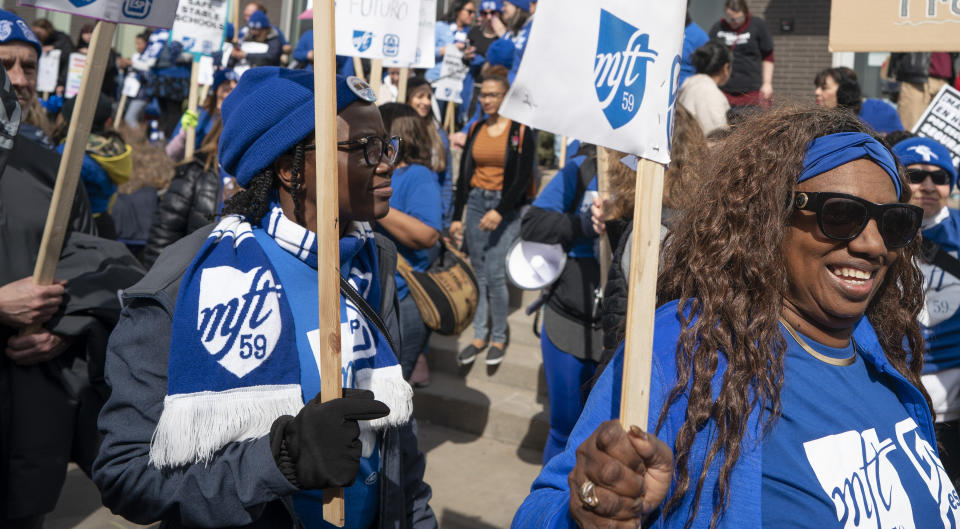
150, 207, 412, 468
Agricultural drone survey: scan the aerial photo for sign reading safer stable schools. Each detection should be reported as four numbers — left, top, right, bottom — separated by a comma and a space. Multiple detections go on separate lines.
335, 0, 422, 64
171, 0, 229, 58
499, 0, 684, 163
830, 0, 960, 52
18, 0, 177, 28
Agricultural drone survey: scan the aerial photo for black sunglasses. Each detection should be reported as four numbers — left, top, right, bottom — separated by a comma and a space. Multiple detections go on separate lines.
303, 135, 402, 167
793, 191, 922, 249
907, 168, 951, 186
480, 9, 497, 15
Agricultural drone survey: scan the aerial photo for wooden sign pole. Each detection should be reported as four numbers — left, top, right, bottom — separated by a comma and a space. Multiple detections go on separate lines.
185, 58, 201, 161
23, 21, 117, 336
397, 67, 409, 103
595, 147, 612, 289
313, 1, 345, 525
444, 101, 456, 136
370, 59, 383, 98
618, 159, 665, 431
232, 0, 241, 39
353, 56, 365, 82
558, 135, 568, 169
114, 92, 128, 130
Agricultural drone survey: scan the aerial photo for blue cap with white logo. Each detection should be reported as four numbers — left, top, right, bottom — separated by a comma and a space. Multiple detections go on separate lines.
480, 0, 502, 12
247, 10, 269, 30
893, 136, 958, 189
0, 10, 42, 57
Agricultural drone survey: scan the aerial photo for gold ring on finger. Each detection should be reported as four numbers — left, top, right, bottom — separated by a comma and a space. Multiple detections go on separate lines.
579, 479, 599, 510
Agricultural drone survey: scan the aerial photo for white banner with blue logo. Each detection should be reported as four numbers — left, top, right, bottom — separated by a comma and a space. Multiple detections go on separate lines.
170, 0, 228, 58
499, 1, 685, 164
335, 0, 422, 64
19, 0, 178, 28
385, 0, 436, 69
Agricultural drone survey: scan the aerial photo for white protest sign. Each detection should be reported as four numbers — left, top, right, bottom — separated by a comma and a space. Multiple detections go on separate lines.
385, 0, 436, 69
19, 0, 178, 28
171, 0, 229, 57
433, 46, 468, 103
198, 55, 215, 86
64, 52, 87, 98
121, 72, 141, 97
335, 0, 422, 63
499, 1, 685, 163
36, 49, 60, 93
912, 84, 960, 168
240, 41, 269, 54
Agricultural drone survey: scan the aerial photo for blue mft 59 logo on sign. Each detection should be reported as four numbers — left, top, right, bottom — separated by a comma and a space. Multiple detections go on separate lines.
383, 34, 400, 57
593, 9, 658, 130
353, 30, 374, 53
122, 0, 152, 19
68, 0, 97, 7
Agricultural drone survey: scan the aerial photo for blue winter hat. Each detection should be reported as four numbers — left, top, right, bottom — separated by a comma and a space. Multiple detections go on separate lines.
0, 10, 42, 57
247, 10, 269, 29
225, 22, 235, 41
486, 38, 514, 69
893, 136, 958, 189
505, 0, 532, 11
480, 0, 502, 12
220, 68, 377, 186
212, 69, 239, 92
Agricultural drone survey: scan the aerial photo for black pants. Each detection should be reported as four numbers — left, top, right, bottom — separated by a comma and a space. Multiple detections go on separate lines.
936, 419, 960, 488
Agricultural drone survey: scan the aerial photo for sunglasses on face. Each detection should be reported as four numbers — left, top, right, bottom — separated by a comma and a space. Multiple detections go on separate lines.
906, 168, 951, 186
792, 191, 922, 249
304, 135, 402, 167
481, 10, 497, 16
463, 8, 476, 14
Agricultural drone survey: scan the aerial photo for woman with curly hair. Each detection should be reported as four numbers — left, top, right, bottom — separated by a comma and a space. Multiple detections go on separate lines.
512, 105, 956, 528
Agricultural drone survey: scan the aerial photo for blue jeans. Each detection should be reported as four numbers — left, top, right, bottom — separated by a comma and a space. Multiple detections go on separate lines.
397, 293, 430, 380
464, 188, 520, 344
541, 326, 597, 465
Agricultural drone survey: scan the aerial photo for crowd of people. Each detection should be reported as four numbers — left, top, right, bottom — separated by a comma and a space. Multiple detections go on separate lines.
3, 0, 960, 527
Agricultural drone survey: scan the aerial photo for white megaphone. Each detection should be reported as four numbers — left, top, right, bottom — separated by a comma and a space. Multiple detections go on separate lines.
506, 240, 567, 290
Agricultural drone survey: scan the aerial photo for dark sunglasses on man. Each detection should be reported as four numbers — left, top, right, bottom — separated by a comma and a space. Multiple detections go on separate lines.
906, 168, 952, 187
480, 9, 498, 16
793, 191, 923, 249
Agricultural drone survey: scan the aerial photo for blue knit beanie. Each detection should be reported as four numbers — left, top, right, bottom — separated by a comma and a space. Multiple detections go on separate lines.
480, 0, 502, 12
247, 10, 269, 29
225, 22, 235, 41
0, 10, 42, 57
212, 69, 239, 93
505, 0, 532, 10
486, 38, 514, 69
220, 68, 376, 186
893, 136, 958, 189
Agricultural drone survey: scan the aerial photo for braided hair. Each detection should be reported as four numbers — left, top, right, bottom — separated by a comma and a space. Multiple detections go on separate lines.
222, 142, 308, 225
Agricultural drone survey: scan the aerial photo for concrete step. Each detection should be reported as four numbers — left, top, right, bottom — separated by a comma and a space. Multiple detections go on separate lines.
413, 371, 549, 452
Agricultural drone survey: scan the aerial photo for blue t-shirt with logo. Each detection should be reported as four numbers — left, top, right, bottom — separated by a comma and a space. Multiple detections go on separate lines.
379, 164, 442, 300
762, 325, 960, 528
531, 156, 598, 259
920, 208, 960, 373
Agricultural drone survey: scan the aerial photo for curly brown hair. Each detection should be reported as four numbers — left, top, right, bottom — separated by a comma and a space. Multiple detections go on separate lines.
653, 105, 929, 528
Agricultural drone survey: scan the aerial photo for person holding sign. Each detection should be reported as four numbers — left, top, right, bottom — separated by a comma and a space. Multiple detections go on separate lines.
92, 69, 436, 529
230, 11, 283, 70
165, 69, 238, 162
892, 136, 960, 487
513, 106, 958, 528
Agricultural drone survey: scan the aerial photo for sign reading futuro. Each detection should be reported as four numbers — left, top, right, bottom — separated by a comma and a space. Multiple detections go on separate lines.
500, 1, 684, 164
335, 0, 422, 63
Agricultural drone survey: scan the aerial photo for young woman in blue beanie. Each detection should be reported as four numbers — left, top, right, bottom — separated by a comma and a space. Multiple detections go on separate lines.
92, 68, 437, 529
513, 106, 957, 529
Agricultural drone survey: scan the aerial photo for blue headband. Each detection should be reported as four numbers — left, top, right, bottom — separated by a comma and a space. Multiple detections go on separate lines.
799, 132, 902, 199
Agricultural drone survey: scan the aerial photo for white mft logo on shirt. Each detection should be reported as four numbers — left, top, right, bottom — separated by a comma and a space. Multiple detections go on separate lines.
920, 253, 960, 327
715, 30, 751, 47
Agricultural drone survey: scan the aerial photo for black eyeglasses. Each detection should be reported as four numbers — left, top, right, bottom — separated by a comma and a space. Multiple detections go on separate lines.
315, 135, 401, 167
907, 168, 951, 186
480, 10, 497, 16
793, 191, 922, 249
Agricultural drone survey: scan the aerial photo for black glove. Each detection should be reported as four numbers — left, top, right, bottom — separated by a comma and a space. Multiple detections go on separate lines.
269, 388, 390, 490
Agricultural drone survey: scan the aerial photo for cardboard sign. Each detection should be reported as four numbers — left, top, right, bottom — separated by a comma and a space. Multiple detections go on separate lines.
198, 55, 215, 86
433, 46, 468, 103
36, 49, 60, 93
912, 84, 960, 168
499, 1, 684, 163
831, 0, 960, 52
384, 0, 436, 69
64, 52, 87, 98
121, 72, 141, 97
171, 0, 229, 57
19, 0, 178, 28
335, 0, 422, 63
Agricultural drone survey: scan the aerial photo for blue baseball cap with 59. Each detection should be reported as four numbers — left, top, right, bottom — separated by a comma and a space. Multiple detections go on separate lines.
0, 10, 42, 57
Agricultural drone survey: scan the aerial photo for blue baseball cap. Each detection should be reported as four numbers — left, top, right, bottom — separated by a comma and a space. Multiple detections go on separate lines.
480, 0, 502, 12
486, 38, 514, 69
893, 136, 958, 189
247, 10, 269, 29
0, 10, 42, 57
220, 68, 377, 186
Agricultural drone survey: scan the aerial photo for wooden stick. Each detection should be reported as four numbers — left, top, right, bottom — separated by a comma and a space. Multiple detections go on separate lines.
369, 59, 383, 98
232, 0, 240, 40
444, 101, 456, 136
397, 67, 409, 103
23, 21, 117, 336
313, 1, 345, 525
619, 159, 665, 431
596, 147, 612, 289
199, 84, 210, 106
185, 59, 201, 161
558, 135, 568, 169
352, 56, 365, 82
114, 92, 128, 130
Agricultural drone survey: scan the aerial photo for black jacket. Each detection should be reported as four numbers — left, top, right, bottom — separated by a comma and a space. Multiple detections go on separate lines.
453, 119, 536, 220
141, 156, 220, 267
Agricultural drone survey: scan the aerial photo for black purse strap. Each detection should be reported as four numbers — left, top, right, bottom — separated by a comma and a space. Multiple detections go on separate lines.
339, 276, 399, 355
921, 238, 960, 279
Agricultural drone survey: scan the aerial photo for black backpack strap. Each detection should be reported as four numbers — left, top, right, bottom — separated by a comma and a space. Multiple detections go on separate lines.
339, 275, 399, 355
921, 238, 960, 279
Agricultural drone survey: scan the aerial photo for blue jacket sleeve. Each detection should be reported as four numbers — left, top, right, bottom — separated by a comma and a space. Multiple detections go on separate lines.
91, 299, 299, 526
293, 31, 313, 63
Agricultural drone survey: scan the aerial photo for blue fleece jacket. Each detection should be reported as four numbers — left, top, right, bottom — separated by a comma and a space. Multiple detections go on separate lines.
511, 300, 938, 529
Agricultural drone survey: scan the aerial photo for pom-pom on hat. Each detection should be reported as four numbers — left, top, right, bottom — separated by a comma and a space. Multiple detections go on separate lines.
486, 38, 514, 69
219, 68, 377, 186
247, 10, 269, 29
893, 136, 958, 189
0, 10, 42, 57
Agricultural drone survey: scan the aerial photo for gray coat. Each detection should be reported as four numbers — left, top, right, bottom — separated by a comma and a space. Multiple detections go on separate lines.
92, 225, 437, 529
